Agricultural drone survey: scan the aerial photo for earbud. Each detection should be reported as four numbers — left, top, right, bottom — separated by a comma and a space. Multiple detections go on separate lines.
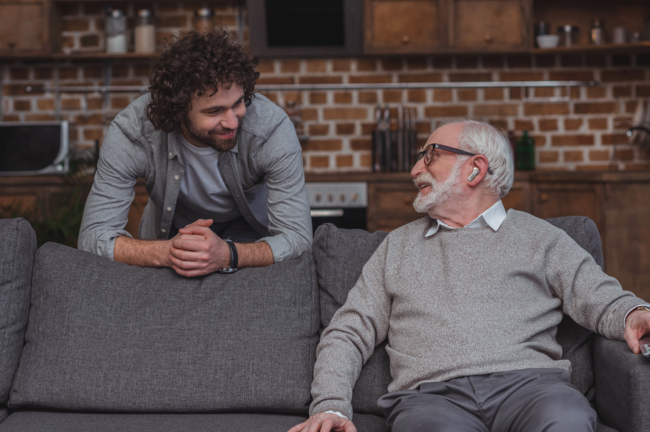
467, 167, 480, 182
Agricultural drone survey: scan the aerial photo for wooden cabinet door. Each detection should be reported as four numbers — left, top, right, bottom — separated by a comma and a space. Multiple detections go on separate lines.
0, 1, 50, 54
448, 0, 531, 52
364, 0, 446, 54
368, 182, 423, 232
532, 183, 604, 230
502, 180, 530, 213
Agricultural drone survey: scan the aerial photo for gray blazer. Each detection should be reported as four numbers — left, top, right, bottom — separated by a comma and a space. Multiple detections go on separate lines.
79, 93, 312, 263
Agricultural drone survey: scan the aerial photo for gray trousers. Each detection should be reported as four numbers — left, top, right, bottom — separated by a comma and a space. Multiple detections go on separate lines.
377, 369, 596, 432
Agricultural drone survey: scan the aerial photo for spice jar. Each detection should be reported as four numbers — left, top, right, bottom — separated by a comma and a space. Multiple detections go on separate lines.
135, 9, 155, 53
194, 8, 214, 34
557, 25, 579, 48
106, 9, 127, 54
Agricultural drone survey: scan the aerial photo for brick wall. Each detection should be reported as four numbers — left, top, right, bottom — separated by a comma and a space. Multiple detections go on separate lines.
1, 3, 649, 173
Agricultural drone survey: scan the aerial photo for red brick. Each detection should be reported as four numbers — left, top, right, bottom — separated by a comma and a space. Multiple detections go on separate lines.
489, 120, 508, 131
332, 59, 351, 72
323, 108, 367, 120
613, 86, 632, 98
539, 151, 559, 163
514, 120, 534, 131
356, 59, 377, 72
309, 93, 327, 104
25, 114, 56, 121
449, 72, 492, 82
509, 88, 522, 99
614, 117, 633, 130
87, 97, 102, 110
358, 91, 378, 104
589, 150, 610, 161
111, 65, 128, 78
474, 104, 518, 116
83, 66, 102, 79
336, 123, 355, 135
68, 128, 79, 141
349, 75, 392, 84
84, 129, 104, 141
574, 102, 617, 114
637, 85, 650, 97
3, 115, 19, 121
433, 55, 452, 69
398, 73, 442, 83
433, 89, 452, 102
37, 98, 55, 110
560, 55, 582, 68
157, 15, 187, 28
257, 77, 294, 85
61, 98, 81, 110
424, 106, 468, 117
381, 59, 403, 71
302, 108, 318, 121
457, 89, 477, 101
564, 118, 583, 131
563, 150, 584, 162
601, 134, 629, 145
575, 164, 615, 171
111, 96, 130, 109
308, 124, 329, 136
74, 114, 103, 125
539, 119, 558, 131
306, 60, 327, 73
507, 54, 532, 68
80, 34, 100, 47
9, 68, 29, 80
3, 84, 43, 96
360, 154, 372, 168
336, 154, 354, 167
383, 90, 402, 103
134, 64, 151, 77
309, 156, 330, 169
586, 87, 607, 99
531, 135, 546, 146
415, 122, 431, 134
257, 60, 275, 73
524, 103, 570, 116
62, 18, 89, 31
351, 138, 372, 150
13, 100, 31, 111
549, 71, 594, 81
483, 55, 504, 69
111, 79, 145, 86
334, 92, 352, 104
280, 60, 301, 73
484, 88, 503, 101
408, 89, 426, 103
551, 135, 594, 146
303, 139, 342, 151
62, 36, 75, 48
299, 76, 343, 84
535, 54, 555, 68
499, 72, 544, 81
457, 56, 478, 69
615, 149, 634, 161
626, 101, 638, 114
601, 70, 646, 82
34, 68, 53, 80
588, 118, 608, 130
407, 57, 428, 70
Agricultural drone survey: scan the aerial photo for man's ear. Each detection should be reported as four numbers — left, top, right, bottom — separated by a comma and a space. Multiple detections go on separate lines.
466, 155, 489, 186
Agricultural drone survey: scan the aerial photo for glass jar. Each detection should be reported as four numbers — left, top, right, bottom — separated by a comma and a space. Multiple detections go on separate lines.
105, 9, 127, 54
135, 9, 155, 53
194, 8, 214, 34
557, 25, 579, 48
515, 131, 535, 171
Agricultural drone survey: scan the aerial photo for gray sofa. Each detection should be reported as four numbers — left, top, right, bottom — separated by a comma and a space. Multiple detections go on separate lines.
0, 216, 647, 432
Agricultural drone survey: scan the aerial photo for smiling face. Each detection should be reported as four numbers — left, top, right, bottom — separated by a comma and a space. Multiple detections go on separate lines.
411, 123, 467, 213
181, 82, 246, 152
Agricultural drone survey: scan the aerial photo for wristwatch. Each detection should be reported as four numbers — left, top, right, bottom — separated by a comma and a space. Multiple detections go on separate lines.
216, 239, 238, 274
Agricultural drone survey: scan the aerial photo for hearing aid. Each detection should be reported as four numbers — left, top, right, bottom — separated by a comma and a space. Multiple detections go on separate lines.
467, 167, 480, 182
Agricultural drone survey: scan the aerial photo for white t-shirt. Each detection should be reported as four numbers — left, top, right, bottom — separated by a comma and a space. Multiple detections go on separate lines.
172, 134, 240, 228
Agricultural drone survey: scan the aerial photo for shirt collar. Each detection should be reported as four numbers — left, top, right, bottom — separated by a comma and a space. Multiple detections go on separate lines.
424, 200, 507, 238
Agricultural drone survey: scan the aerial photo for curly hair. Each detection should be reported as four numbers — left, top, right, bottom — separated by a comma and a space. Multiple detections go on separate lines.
146, 30, 259, 133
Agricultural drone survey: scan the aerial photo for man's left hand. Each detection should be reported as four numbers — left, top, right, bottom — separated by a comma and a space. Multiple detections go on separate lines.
624, 308, 650, 354
169, 219, 231, 277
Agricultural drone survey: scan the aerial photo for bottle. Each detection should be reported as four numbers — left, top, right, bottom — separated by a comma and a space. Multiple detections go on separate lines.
135, 9, 155, 54
194, 8, 214, 34
105, 9, 127, 54
591, 19, 605, 45
515, 131, 535, 171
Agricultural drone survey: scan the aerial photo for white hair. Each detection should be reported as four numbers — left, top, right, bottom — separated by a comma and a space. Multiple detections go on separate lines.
439, 119, 514, 198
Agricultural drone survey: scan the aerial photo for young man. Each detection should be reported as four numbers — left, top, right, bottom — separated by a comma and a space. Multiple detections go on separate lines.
79, 30, 312, 275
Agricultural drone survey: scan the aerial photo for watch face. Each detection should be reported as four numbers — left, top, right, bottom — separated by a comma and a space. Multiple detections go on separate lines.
640, 335, 650, 358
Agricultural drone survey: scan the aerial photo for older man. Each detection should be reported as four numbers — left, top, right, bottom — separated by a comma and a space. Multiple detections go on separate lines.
289, 120, 650, 432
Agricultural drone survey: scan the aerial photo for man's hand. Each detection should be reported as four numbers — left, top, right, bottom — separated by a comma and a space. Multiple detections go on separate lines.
169, 219, 231, 277
624, 308, 650, 354
287, 413, 356, 432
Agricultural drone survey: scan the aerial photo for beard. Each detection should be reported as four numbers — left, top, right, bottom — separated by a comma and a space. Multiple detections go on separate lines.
183, 115, 240, 152
413, 163, 465, 214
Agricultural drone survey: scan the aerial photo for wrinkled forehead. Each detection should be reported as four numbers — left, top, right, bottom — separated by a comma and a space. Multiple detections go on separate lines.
424, 122, 464, 149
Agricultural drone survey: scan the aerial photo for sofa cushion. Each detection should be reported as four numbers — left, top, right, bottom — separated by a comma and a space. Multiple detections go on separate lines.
313, 216, 604, 414
9, 243, 319, 413
0, 411, 308, 432
0, 219, 37, 410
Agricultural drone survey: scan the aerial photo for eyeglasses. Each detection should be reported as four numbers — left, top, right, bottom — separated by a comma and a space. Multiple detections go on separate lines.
415, 143, 494, 175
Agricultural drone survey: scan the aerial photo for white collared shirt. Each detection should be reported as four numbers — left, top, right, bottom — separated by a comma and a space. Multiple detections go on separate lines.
424, 199, 507, 237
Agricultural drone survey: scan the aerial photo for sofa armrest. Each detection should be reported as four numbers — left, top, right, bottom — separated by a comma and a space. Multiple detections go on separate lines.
593, 335, 650, 432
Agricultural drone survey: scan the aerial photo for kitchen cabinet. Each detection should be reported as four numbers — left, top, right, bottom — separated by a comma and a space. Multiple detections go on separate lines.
364, 0, 447, 54
0, 0, 51, 55
448, 0, 532, 52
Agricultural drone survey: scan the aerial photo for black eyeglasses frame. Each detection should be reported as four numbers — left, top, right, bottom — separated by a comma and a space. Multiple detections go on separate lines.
415, 143, 494, 175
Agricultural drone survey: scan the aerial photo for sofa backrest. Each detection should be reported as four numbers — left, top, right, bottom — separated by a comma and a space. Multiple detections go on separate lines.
0, 218, 37, 422
9, 242, 320, 414
313, 215, 603, 415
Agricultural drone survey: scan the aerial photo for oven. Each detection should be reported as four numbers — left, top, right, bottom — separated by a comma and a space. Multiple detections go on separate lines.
306, 182, 368, 232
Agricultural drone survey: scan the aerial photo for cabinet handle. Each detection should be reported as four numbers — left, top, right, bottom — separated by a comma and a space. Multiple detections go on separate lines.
540, 193, 549, 202
484, 34, 493, 43
401, 35, 410, 45
404, 196, 412, 205
8, 41, 17, 49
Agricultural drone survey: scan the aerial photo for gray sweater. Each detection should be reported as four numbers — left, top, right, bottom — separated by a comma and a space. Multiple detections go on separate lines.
310, 210, 643, 419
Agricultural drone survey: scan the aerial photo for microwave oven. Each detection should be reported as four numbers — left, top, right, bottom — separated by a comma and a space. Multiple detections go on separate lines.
0, 121, 69, 175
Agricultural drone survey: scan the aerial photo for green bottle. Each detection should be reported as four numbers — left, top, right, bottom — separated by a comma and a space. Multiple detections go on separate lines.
515, 130, 535, 171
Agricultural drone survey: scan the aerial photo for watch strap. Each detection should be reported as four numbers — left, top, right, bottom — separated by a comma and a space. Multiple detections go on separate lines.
217, 239, 238, 273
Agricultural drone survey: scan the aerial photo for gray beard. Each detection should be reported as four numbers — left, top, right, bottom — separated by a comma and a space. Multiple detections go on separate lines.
413, 164, 464, 214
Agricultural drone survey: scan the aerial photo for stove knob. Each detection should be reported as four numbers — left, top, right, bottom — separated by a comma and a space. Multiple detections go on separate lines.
327, 193, 334, 202
351, 193, 359, 202
340, 193, 346, 202
315, 193, 322, 202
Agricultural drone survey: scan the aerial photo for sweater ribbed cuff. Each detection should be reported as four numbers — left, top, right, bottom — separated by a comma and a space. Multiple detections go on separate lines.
310, 401, 353, 421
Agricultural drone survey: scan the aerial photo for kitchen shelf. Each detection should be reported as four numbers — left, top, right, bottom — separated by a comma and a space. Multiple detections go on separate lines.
533, 41, 650, 54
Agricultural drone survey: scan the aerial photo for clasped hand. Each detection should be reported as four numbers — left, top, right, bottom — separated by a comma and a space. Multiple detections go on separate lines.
168, 219, 230, 277
287, 413, 356, 432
